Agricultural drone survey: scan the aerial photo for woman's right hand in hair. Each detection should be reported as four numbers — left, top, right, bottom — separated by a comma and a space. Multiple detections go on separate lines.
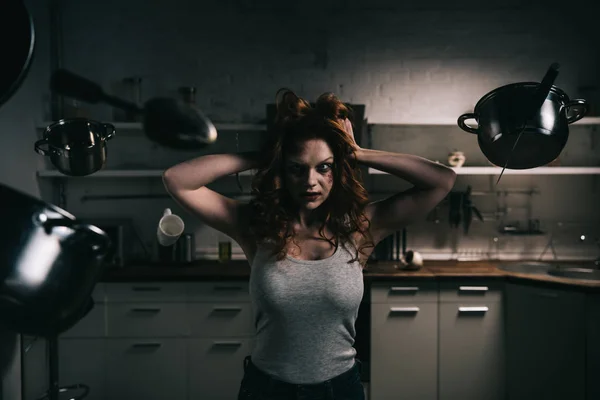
340, 118, 360, 151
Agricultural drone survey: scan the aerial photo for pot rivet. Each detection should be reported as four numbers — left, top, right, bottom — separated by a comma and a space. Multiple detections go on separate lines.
33, 212, 48, 225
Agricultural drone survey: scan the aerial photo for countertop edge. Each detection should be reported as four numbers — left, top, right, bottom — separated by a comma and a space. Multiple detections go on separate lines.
99, 260, 600, 292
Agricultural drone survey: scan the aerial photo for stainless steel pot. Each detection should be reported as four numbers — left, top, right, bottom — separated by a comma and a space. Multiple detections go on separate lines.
0, 183, 110, 336
34, 118, 115, 176
457, 64, 589, 169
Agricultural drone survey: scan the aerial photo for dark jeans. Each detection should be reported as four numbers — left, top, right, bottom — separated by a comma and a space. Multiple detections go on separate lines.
237, 356, 365, 400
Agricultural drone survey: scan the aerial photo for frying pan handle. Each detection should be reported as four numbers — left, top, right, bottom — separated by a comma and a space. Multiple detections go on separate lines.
528, 63, 560, 119
457, 113, 478, 134
565, 99, 589, 124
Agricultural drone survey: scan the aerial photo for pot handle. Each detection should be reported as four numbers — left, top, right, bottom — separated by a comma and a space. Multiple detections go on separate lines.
103, 123, 116, 140
34, 139, 51, 156
457, 113, 478, 134
565, 99, 589, 124
38, 217, 111, 255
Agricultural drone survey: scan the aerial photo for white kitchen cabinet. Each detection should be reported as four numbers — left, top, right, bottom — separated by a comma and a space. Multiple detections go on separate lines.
438, 281, 505, 400
188, 338, 255, 400
103, 282, 189, 400
506, 283, 586, 400
105, 338, 187, 400
57, 280, 258, 400
186, 281, 256, 400
370, 282, 439, 400
586, 294, 600, 400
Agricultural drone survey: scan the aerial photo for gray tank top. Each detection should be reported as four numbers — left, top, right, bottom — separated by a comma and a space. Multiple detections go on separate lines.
249, 240, 364, 384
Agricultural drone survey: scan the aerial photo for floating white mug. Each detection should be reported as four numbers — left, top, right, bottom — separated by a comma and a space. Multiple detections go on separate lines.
157, 208, 185, 247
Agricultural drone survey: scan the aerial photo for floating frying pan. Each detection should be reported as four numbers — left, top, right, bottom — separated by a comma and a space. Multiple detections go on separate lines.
0, 0, 35, 108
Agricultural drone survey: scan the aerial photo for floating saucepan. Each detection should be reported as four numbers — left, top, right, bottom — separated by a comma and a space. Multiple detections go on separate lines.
458, 63, 589, 171
34, 118, 116, 176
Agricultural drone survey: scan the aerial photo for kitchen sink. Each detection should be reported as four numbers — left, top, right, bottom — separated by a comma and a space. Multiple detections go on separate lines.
546, 267, 600, 281
497, 262, 554, 274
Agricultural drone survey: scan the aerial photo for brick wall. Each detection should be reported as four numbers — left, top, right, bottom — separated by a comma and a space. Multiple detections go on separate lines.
36, 0, 600, 261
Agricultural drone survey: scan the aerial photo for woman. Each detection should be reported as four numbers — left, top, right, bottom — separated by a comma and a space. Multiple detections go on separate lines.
163, 89, 456, 399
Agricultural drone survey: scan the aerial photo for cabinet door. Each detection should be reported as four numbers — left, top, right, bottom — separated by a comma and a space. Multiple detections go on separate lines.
105, 338, 187, 400
586, 294, 600, 400
370, 303, 438, 400
439, 301, 505, 400
188, 338, 255, 400
59, 339, 106, 400
506, 283, 585, 400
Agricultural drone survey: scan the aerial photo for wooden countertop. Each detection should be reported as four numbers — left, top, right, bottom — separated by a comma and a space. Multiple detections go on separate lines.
102, 260, 600, 292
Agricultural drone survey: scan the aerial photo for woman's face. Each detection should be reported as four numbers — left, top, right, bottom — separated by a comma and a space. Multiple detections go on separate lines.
284, 139, 335, 211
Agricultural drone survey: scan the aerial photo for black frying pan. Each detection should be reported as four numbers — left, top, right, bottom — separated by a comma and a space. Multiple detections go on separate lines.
0, 0, 35, 108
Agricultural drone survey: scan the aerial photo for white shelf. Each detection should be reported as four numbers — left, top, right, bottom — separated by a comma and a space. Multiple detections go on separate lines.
37, 122, 266, 131
38, 167, 600, 178
574, 117, 600, 125
37, 117, 600, 130
370, 166, 600, 175
37, 169, 255, 178
364, 117, 600, 126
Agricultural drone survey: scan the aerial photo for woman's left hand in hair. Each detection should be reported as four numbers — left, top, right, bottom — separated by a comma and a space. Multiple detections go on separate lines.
341, 118, 361, 151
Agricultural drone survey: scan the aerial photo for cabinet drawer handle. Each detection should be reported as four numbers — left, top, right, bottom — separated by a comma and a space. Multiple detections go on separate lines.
131, 286, 161, 292
213, 307, 242, 312
131, 343, 162, 348
213, 341, 242, 347
459, 286, 488, 293
390, 287, 419, 292
131, 308, 161, 313
458, 306, 489, 313
389, 307, 420, 313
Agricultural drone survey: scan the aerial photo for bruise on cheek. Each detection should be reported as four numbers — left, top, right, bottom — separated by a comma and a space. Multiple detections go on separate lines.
324, 171, 333, 185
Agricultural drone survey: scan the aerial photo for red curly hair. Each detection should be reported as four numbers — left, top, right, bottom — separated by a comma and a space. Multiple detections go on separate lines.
248, 88, 374, 265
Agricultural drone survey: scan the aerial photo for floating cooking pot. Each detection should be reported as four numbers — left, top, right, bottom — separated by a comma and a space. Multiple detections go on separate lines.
0, 183, 110, 336
34, 118, 115, 176
458, 64, 589, 169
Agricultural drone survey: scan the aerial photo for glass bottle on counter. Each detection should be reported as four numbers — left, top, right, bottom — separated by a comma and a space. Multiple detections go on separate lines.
217, 231, 232, 263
